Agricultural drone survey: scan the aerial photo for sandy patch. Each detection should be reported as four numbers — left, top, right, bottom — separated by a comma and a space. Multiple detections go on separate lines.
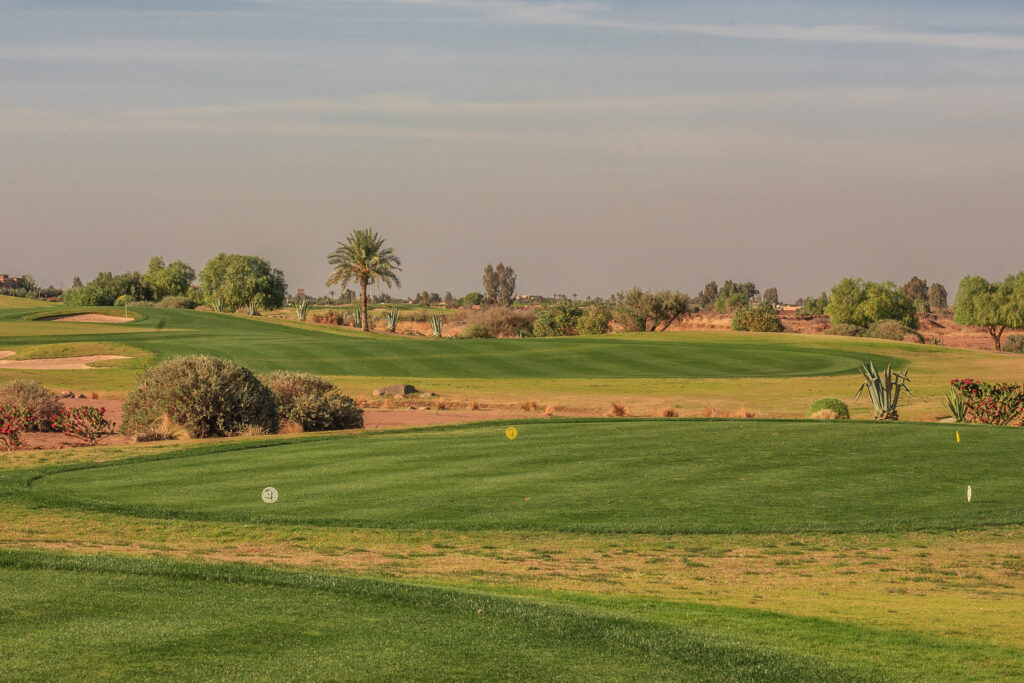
41, 314, 132, 323
0, 352, 128, 370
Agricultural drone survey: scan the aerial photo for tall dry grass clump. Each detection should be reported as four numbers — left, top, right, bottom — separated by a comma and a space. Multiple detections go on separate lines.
606, 402, 630, 417
520, 400, 537, 412
469, 400, 480, 411
658, 406, 678, 418
543, 404, 555, 417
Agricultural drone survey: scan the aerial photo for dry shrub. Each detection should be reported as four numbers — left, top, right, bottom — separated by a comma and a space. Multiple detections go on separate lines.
458, 307, 536, 338
701, 404, 716, 418
239, 424, 272, 437
90, 392, 99, 400
543, 404, 555, 417
809, 408, 840, 420
469, 400, 480, 411
381, 399, 392, 410
658, 406, 678, 418
433, 398, 448, 411
134, 415, 189, 442
732, 408, 757, 419
520, 400, 537, 412
606, 402, 630, 417
357, 397, 368, 408
278, 420, 305, 434
0, 380, 62, 432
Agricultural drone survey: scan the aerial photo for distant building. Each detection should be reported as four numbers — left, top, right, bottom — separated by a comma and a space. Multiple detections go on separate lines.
0, 274, 23, 290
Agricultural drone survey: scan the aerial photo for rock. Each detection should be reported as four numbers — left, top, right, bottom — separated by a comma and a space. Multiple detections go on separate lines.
372, 384, 420, 397
421, 392, 436, 398
77, 394, 87, 399
60, 391, 75, 399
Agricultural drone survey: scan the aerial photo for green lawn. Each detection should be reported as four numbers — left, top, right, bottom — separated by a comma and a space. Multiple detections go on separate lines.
8, 548, 1022, 681
0, 303, 898, 381
20, 419, 1021, 533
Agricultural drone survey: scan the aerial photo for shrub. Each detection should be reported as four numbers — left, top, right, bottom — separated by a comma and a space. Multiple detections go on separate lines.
312, 311, 341, 325
866, 319, 908, 341
825, 323, 866, 337
0, 380, 62, 432
658, 406, 678, 418
806, 398, 850, 419
122, 356, 278, 438
261, 371, 363, 431
606, 402, 630, 417
459, 307, 535, 338
0, 405, 38, 450
949, 378, 1024, 426
51, 406, 114, 445
155, 296, 197, 309
578, 303, 612, 335
809, 409, 839, 420
825, 278, 918, 330
1004, 335, 1024, 354
533, 299, 583, 337
732, 302, 784, 332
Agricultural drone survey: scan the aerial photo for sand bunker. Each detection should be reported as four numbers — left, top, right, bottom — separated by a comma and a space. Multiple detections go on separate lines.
0, 351, 128, 370
43, 314, 132, 323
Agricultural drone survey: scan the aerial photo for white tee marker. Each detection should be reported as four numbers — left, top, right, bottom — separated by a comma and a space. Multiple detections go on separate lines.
967, 485, 972, 503
262, 487, 279, 504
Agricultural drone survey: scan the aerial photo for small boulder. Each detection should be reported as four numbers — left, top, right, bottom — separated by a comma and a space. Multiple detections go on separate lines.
77, 394, 87, 399
373, 384, 419, 397
60, 391, 75, 399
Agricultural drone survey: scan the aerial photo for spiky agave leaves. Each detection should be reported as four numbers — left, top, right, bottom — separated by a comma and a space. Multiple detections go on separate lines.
350, 308, 362, 329
943, 387, 967, 423
855, 360, 911, 420
429, 315, 444, 337
383, 307, 400, 332
294, 297, 311, 322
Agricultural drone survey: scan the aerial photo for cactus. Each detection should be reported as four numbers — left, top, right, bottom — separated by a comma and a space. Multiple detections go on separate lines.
855, 361, 911, 420
429, 315, 444, 337
383, 307, 399, 332
295, 297, 311, 321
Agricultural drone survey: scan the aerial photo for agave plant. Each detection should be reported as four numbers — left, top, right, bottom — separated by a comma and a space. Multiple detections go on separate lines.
429, 315, 444, 337
294, 297, 311, 322
855, 361, 911, 420
246, 298, 261, 316
943, 387, 967, 422
211, 299, 224, 313
350, 308, 362, 329
383, 307, 400, 332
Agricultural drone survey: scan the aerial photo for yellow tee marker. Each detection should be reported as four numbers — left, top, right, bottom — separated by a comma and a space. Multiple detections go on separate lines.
956, 431, 960, 443
505, 426, 518, 441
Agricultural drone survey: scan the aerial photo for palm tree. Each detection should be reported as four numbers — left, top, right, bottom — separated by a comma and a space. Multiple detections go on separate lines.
326, 229, 402, 332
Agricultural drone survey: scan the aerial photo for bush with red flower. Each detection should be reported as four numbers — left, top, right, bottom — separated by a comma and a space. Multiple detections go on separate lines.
51, 406, 115, 445
949, 379, 1024, 426
0, 406, 38, 450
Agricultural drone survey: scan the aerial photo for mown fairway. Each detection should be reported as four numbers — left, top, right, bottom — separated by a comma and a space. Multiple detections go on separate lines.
22, 420, 1021, 533
0, 301, 896, 381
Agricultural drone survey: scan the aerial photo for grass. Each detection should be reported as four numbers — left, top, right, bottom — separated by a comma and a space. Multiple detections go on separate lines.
17, 419, 1022, 534
0, 304, 899, 384
6, 548, 1022, 681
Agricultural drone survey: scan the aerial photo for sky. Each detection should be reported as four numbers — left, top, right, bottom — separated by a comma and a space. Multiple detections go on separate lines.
2, 0, 1024, 300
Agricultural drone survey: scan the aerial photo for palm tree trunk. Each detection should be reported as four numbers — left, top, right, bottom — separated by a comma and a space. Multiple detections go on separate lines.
361, 278, 370, 332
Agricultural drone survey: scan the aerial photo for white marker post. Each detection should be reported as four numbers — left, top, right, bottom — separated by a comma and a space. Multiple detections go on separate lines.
967, 485, 972, 503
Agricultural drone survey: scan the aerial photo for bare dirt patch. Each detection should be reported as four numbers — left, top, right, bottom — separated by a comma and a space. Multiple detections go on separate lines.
362, 408, 522, 429
0, 352, 128, 370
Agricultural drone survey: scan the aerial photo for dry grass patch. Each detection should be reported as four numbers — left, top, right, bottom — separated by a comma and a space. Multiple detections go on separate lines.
605, 402, 630, 417
519, 400, 537, 412
657, 406, 678, 418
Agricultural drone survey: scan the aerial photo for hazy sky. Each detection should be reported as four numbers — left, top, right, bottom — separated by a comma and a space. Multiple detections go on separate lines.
3, 1, 1024, 299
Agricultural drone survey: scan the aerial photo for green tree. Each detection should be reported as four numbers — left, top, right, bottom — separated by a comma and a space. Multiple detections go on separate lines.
200, 253, 287, 314
825, 278, 917, 330
145, 257, 196, 300
902, 276, 929, 302
762, 287, 779, 306
326, 229, 402, 332
483, 263, 517, 306
533, 299, 583, 337
954, 274, 1024, 351
697, 281, 718, 309
611, 288, 690, 332
929, 282, 948, 311
460, 292, 484, 307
